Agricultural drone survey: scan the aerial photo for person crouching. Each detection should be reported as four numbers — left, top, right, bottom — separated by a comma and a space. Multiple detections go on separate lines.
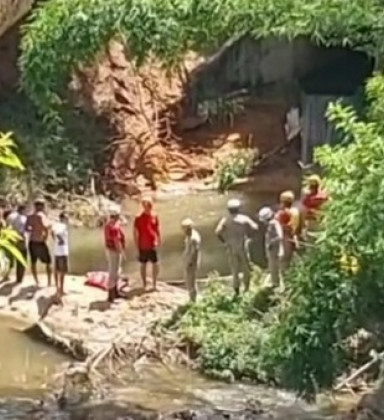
258, 207, 284, 289
181, 218, 201, 302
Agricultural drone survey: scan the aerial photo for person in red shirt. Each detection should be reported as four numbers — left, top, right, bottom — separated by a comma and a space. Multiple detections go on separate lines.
134, 196, 160, 291
104, 206, 125, 303
301, 174, 328, 234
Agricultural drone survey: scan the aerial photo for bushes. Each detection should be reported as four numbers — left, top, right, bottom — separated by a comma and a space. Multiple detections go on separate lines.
165, 277, 274, 382
214, 149, 255, 192
260, 89, 384, 395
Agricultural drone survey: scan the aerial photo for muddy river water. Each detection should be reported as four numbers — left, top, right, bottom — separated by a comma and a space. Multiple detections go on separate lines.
69, 187, 276, 278
0, 187, 352, 418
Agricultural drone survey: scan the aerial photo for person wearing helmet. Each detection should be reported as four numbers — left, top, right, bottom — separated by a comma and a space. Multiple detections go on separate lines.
104, 205, 125, 303
215, 198, 258, 295
181, 218, 201, 302
301, 174, 328, 235
275, 190, 302, 268
258, 206, 284, 288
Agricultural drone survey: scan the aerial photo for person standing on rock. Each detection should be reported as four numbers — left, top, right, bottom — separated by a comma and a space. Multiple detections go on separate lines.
134, 196, 160, 291
104, 205, 125, 303
52, 212, 69, 299
215, 199, 258, 295
258, 206, 284, 289
26, 199, 52, 287
6, 204, 28, 283
181, 218, 201, 302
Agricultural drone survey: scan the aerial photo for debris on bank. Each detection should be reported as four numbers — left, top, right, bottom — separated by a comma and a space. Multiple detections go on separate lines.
0, 275, 189, 366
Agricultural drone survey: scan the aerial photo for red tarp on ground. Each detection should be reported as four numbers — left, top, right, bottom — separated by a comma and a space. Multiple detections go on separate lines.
85, 271, 128, 291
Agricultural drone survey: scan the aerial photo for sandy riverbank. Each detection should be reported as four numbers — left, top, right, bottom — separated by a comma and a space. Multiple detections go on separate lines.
0, 275, 189, 360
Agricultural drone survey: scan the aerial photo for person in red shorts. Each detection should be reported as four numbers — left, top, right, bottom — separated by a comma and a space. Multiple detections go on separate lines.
134, 197, 160, 290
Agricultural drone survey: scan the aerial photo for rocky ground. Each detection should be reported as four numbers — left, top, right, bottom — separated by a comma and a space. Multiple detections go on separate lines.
0, 275, 189, 360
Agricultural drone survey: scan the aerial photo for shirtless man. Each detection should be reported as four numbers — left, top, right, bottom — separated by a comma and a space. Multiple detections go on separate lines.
26, 199, 52, 286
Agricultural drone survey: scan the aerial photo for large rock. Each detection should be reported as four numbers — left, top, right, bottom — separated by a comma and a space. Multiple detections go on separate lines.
0, 0, 34, 37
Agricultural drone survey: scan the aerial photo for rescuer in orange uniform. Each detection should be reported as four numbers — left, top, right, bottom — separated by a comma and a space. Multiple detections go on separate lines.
275, 190, 301, 268
301, 174, 328, 235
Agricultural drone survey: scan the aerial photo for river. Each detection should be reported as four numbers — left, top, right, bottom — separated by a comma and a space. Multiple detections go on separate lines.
0, 186, 354, 419
69, 187, 278, 278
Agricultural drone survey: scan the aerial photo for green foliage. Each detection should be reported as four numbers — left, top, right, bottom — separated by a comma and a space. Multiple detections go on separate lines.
0, 93, 107, 193
214, 149, 255, 192
259, 76, 384, 397
166, 276, 275, 381
0, 132, 24, 171
20, 0, 384, 118
198, 96, 246, 126
0, 132, 26, 267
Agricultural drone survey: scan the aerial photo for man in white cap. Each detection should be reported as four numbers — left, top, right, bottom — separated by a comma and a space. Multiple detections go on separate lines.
104, 204, 125, 303
181, 218, 201, 302
258, 206, 284, 288
215, 198, 258, 295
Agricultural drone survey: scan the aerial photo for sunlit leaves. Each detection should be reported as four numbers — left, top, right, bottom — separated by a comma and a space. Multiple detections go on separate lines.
0, 132, 24, 170
0, 132, 26, 267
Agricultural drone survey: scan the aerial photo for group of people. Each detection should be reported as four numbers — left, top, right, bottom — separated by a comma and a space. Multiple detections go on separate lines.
103, 174, 327, 303
1, 199, 69, 298
103, 196, 202, 303
0, 174, 327, 305
212, 174, 328, 295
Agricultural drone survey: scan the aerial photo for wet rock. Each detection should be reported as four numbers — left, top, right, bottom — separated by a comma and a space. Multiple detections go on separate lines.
159, 407, 266, 420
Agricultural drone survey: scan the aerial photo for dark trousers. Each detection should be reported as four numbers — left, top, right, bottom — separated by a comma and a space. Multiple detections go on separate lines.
9, 240, 27, 283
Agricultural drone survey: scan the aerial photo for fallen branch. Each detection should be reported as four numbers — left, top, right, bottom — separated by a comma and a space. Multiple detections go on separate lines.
334, 351, 384, 391
254, 133, 300, 170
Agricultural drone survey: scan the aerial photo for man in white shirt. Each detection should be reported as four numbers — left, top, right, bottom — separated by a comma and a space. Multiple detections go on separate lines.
51, 212, 69, 298
215, 199, 258, 295
181, 218, 201, 302
6, 204, 28, 283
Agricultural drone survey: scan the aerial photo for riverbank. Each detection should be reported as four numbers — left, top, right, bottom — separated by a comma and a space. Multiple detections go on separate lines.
0, 275, 189, 362
0, 274, 374, 420
44, 157, 300, 228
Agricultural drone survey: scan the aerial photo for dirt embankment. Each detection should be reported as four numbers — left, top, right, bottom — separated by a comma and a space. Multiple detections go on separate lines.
71, 41, 298, 196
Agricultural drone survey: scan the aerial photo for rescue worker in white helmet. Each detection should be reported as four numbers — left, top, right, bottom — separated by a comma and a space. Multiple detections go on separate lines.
258, 206, 284, 289
181, 218, 201, 302
215, 199, 258, 295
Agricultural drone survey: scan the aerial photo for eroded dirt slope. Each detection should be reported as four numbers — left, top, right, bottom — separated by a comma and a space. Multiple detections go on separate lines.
71, 41, 294, 195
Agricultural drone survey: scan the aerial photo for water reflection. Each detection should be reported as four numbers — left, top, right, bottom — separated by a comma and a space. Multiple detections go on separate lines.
69, 189, 278, 279
0, 317, 67, 398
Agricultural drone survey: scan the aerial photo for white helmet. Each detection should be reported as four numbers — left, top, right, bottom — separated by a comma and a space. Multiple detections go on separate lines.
181, 218, 194, 227
258, 206, 273, 222
227, 198, 241, 210
109, 204, 121, 216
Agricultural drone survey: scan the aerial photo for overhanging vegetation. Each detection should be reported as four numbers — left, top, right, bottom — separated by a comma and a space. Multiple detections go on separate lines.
19, 0, 384, 116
